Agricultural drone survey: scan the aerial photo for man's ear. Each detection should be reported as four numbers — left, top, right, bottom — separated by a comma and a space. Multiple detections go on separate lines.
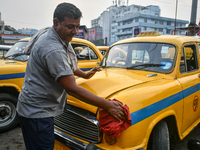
53, 18, 60, 28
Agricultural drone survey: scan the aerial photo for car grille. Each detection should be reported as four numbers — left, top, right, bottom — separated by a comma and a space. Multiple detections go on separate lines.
54, 104, 101, 143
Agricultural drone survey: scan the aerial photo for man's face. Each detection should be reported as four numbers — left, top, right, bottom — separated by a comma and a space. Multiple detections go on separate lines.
54, 17, 80, 42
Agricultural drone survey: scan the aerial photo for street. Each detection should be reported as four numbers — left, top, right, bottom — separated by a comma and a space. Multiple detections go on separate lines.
1, 124, 200, 150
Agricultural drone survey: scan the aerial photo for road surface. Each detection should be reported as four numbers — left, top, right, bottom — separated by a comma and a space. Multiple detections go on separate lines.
1, 124, 200, 150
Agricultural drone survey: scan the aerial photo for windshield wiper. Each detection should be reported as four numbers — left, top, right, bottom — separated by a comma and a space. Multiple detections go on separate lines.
127, 63, 165, 69
4, 52, 24, 59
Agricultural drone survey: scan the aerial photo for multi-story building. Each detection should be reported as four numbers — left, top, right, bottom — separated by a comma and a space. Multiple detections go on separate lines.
91, 1, 189, 45
0, 12, 5, 34
17, 28, 38, 36
111, 5, 188, 42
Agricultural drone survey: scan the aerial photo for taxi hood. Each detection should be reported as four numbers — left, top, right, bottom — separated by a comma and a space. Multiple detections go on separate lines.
67, 68, 169, 114
0, 59, 27, 74
0, 59, 26, 67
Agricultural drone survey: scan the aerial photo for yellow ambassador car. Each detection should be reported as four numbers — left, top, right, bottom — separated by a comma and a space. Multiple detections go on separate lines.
0, 37, 103, 132
54, 31, 200, 150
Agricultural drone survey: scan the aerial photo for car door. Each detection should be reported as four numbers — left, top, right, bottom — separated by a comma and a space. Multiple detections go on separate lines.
71, 43, 101, 72
177, 43, 200, 133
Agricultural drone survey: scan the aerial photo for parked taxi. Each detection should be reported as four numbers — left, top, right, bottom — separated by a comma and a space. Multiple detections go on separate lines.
54, 31, 200, 150
0, 37, 103, 132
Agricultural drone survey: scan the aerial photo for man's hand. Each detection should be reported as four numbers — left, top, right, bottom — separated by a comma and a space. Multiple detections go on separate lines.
105, 101, 125, 121
84, 67, 101, 79
58, 74, 124, 121
74, 67, 101, 79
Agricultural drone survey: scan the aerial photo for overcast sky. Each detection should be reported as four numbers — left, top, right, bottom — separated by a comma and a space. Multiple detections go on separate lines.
0, 0, 200, 30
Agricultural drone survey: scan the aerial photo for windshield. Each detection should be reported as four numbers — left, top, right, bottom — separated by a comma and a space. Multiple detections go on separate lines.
100, 42, 176, 73
4, 41, 29, 61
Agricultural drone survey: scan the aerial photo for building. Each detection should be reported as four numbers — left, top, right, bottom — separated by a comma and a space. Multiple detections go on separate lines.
0, 34, 29, 45
0, 12, 30, 45
91, 10, 112, 43
91, 1, 189, 45
0, 12, 4, 34
111, 9, 188, 42
17, 28, 38, 36
74, 25, 88, 39
88, 26, 102, 40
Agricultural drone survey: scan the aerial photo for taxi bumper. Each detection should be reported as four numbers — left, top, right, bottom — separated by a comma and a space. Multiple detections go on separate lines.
54, 129, 101, 150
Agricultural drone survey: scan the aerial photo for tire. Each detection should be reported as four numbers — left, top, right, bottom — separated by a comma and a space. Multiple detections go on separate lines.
0, 93, 19, 133
148, 120, 170, 150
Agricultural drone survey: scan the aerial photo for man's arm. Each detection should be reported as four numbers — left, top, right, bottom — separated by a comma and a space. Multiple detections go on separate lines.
58, 75, 124, 121
74, 67, 101, 79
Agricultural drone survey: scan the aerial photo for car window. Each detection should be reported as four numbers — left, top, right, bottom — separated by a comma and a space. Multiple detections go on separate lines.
180, 44, 199, 73
4, 41, 29, 61
100, 50, 107, 55
72, 44, 98, 60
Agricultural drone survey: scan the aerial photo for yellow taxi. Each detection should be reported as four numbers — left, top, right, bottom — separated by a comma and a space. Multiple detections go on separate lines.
54, 31, 200, 150
97, 46, 110, 56
0, 37, 103, 132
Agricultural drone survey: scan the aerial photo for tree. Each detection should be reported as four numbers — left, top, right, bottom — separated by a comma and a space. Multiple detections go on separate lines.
4, 25, 20, 34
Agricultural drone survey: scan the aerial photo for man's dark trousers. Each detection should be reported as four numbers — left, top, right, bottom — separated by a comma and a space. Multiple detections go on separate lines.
19, 116, 54, 150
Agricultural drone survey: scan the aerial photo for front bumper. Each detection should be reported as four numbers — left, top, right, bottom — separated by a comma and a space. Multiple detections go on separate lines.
54, 129, 101, 150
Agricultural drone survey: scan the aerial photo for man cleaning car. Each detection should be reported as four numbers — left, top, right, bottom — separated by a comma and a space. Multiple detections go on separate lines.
16, 2, 124, 150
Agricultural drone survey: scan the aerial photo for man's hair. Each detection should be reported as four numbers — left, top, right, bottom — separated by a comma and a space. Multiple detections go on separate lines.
53, 3, 82, 22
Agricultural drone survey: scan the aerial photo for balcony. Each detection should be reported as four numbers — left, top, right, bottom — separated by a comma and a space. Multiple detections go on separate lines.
115, 31, 133, 36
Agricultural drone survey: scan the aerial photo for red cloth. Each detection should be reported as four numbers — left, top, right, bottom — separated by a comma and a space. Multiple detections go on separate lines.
99, 99, 132, 138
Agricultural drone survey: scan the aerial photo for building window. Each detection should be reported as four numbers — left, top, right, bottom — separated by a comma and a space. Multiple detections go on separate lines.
135, 18, 139, 22
144, 27, 147, 30
167, 29, 171, 34
167, 21, 171, 25
155, 11, 158, 16
159, 28, 163, 32
144, 19, 147, 23
159, 21, 163, 25
155, 20, 158, 24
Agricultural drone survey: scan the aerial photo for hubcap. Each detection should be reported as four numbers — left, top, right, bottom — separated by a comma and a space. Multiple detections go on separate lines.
0, 101, 16, 127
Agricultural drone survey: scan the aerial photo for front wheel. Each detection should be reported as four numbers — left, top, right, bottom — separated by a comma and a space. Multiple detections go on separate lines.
147, 120, 170, 150
0, 93, 19, 133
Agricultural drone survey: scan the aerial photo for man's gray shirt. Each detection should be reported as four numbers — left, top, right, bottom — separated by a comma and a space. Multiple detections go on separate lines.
17, 27, 74, 118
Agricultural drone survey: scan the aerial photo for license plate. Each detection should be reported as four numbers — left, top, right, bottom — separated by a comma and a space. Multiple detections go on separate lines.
54, 140, 72, 150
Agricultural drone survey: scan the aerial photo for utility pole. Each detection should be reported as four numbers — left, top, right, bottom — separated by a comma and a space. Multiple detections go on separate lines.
189, 0, 198, 36
174, 0, 199, 36
174, 0, 178, 35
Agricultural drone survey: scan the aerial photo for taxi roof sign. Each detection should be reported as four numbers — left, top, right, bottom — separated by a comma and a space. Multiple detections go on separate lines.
137, 31, 161, 37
